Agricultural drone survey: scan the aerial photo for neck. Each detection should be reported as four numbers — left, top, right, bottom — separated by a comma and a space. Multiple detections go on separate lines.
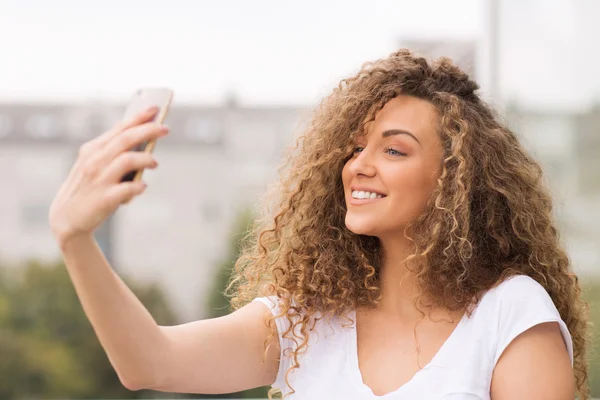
375, 233, 427, 320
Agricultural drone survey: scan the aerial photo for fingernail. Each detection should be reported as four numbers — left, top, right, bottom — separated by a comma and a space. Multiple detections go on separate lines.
147, 106, 159, 113
159, 125, 169, 134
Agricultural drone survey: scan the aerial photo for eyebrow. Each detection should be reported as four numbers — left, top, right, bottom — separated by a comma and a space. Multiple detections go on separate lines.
382, 129, 421, 146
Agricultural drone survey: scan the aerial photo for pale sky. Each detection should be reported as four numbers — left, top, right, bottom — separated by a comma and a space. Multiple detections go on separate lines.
0, 0, 597, 110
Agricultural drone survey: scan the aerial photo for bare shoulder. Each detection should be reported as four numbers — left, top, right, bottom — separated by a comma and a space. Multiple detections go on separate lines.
487, 275, 575, 399
490, 320, 574, 399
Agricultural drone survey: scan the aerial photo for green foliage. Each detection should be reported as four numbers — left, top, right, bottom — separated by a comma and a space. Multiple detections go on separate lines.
0, 208, 271, 400
583, 281, 600, 397
198, 208, 271, 399
206, 207, 255, 319
0, 259, 180, 399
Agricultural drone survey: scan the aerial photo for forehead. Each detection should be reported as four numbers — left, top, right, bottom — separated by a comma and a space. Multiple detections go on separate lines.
362, 95, 439, 142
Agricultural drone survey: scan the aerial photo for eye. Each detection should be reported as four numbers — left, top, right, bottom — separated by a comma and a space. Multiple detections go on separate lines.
384, 146, 407, 157
353, 146, 364, 154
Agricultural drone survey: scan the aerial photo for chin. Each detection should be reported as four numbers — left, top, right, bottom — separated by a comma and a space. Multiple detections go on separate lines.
345, 217, 380, 237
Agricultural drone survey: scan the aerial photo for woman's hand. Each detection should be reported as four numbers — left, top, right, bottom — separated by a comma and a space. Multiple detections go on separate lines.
49, 106, 169, 246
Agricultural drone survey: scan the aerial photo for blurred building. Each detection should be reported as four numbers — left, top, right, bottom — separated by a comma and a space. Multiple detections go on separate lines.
0, 100, 309, 321
0, 85, 598, 321
506, 102, 600, 277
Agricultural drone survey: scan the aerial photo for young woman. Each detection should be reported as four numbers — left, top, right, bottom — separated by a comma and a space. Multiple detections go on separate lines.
49, 49, 589, 399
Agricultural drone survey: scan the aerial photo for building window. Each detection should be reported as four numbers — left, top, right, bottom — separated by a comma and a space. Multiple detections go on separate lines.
26, 114, 60, 138
0, 114, 12, 137
64, 109, 93, 139
185, 117, 223, 144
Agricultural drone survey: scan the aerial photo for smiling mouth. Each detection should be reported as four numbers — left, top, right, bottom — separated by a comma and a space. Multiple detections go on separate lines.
351, 190, 386, 200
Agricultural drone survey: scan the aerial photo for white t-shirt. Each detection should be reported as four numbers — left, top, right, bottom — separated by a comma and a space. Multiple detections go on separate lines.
252, 275, 573, 399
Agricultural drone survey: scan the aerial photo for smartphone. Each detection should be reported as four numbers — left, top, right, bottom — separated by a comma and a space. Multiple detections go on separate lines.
120, 87, 173, 183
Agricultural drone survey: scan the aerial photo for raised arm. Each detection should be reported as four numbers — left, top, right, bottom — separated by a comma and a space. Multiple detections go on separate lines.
50, 108, 279, 394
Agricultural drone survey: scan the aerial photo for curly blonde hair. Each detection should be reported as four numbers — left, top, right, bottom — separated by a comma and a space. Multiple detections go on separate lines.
226, 49, 591, 399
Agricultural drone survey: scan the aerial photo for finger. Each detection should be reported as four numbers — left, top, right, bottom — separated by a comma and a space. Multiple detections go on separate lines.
122, 105, 161, 130
99, 151, 158, 183
104, 181, 148, 206
90, 106, 161, 150
102, 121, 168, 161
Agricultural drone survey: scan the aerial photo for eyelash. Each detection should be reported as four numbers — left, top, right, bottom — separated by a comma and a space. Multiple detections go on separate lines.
352, 146, 406, 157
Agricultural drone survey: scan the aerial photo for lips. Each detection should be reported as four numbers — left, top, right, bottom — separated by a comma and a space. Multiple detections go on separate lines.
348, 192, 386, 206
351, 190, 383, 199
350, 186, 386, 197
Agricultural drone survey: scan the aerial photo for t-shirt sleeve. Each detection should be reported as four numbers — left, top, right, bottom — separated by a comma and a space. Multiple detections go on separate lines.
252, 296, 294, 393
493, 275, 574, 367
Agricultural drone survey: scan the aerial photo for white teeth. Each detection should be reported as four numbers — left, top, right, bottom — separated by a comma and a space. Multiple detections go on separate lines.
351, 190, 384, 199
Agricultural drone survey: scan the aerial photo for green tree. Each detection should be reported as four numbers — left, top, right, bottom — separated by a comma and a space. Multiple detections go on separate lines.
200, 208, 271, 399
583, 281, 600, 397
206, 208, 255, 319
0, 259, 182, 399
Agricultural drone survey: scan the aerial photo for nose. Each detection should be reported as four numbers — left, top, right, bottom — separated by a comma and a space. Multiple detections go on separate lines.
348, 148, 377, 177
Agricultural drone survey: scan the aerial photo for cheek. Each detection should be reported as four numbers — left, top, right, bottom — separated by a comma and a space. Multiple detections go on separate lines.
387, 164, 439, 205
341, 162, 351, 185
386, 164, 425, 190
411, 172, 440, 210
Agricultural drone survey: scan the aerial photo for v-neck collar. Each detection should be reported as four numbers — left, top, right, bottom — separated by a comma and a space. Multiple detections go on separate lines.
345, 309, 468, 398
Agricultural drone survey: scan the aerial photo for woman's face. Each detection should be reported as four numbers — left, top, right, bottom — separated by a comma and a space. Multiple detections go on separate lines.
342, 95, 444, 239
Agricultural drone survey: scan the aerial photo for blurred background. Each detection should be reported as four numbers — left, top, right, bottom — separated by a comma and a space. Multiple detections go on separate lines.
0, 0, 598, 398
